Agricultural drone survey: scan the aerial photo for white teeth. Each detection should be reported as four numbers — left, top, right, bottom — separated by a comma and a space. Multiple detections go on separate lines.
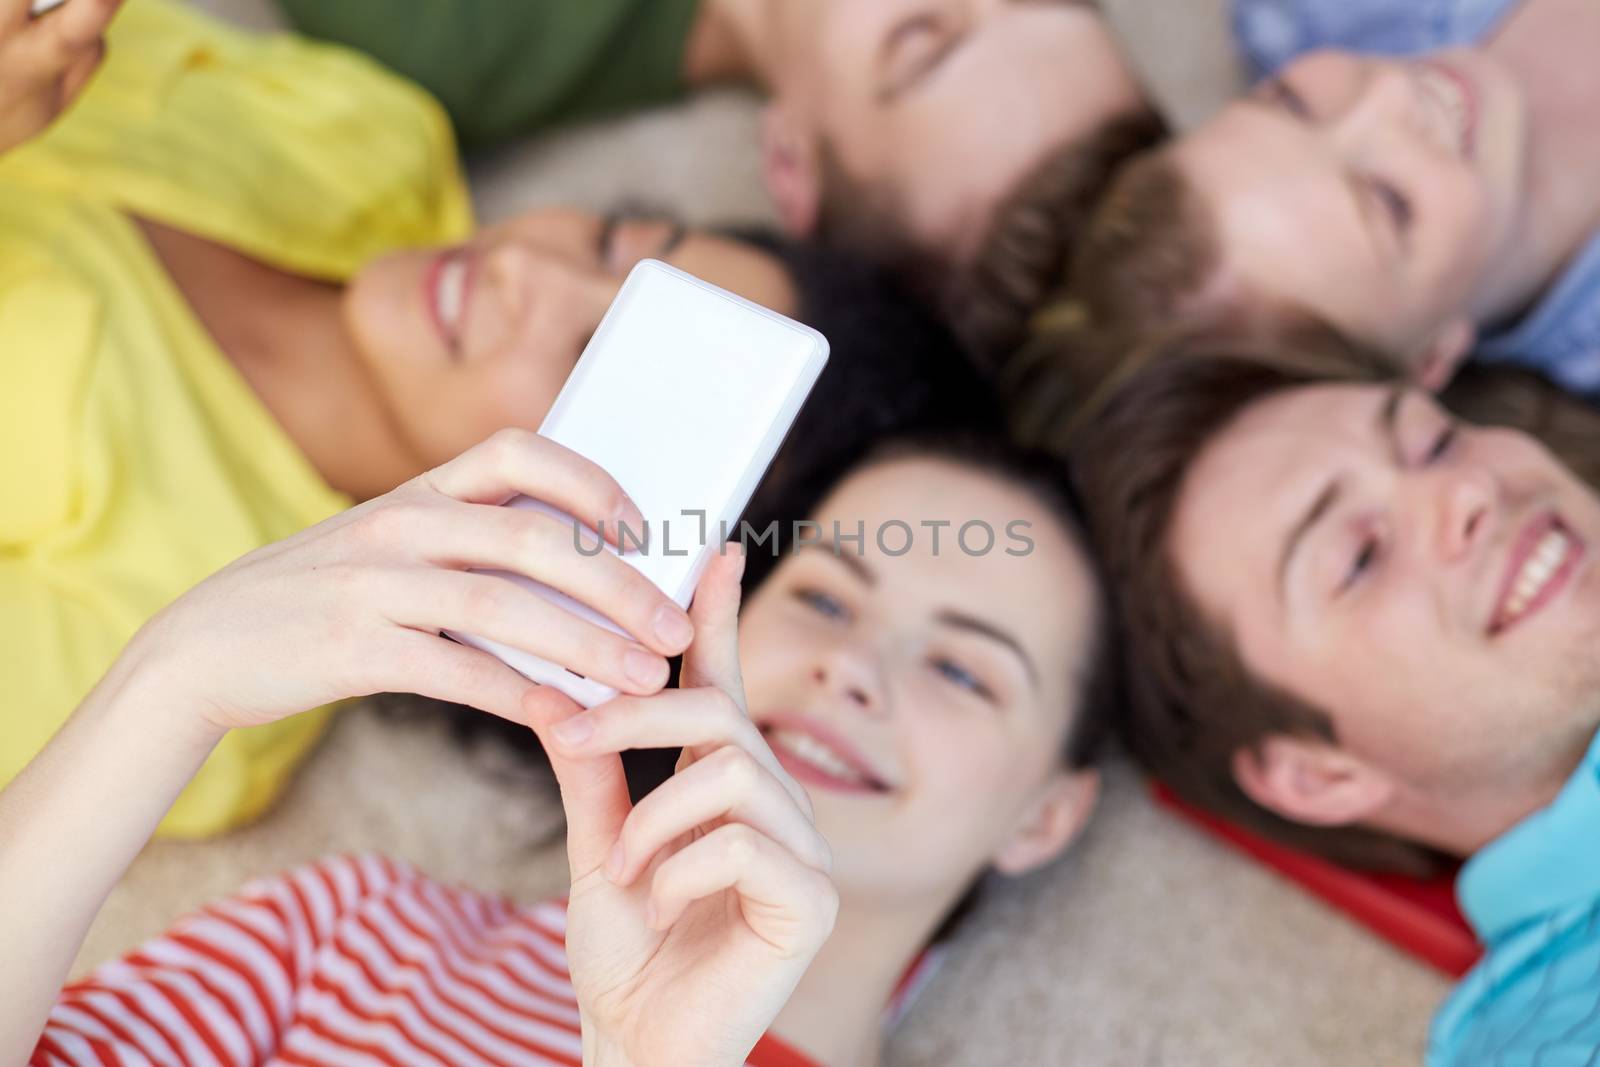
772, 729, 866, 784
436, 258, 466, 332
1502, 529, 1571, 623
1415, 65, 1469, 155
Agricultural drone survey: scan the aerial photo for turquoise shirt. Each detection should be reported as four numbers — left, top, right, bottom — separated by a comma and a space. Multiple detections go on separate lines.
1428, 730, 1600, 1065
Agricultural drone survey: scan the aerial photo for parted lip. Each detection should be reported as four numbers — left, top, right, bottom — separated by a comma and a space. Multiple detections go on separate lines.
1488, 511, 1585, 636
422, 247, 474, 358
1417, 58, 1479, 159
758, 711, 894, 793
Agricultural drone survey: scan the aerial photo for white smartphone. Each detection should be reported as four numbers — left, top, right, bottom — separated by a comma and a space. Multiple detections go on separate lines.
447, 260, 829, 707
30, 0, 68, 16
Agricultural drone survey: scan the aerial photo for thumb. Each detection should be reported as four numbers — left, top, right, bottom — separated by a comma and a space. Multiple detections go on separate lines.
522, 686, 631, 878
679, 542, 746, 701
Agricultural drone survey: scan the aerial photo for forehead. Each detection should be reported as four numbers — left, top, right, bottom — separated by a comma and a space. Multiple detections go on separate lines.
1174, 105, 1380, 303
872, 6, 1141, 257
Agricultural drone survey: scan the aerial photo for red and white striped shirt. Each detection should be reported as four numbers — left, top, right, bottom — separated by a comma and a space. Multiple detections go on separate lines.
32, 855, 822, 1067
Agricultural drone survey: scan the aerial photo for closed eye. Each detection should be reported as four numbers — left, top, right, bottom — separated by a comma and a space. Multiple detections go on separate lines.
1369, 177, 1413, 242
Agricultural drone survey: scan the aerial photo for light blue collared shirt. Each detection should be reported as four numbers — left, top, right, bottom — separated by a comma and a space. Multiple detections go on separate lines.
1427, 730, 1600, 1065
1230, 0, 1600, 396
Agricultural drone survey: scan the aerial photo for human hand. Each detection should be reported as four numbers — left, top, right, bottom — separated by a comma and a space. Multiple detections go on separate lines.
0, 0, 121, 155
531, 546, 838, 1067
127, 428, 695, 740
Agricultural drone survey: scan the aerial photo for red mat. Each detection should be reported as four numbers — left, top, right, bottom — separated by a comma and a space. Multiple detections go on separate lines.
1151, 782, 1481, 977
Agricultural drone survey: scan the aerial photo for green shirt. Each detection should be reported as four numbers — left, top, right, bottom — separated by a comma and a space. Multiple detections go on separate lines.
275, 0, 703, 148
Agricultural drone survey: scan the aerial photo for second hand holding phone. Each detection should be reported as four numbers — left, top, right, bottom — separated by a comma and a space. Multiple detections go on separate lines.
447, 260, 829, 707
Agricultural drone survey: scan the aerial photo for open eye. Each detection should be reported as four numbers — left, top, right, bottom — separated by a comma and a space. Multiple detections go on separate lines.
793, 587, 849, 622
1342, 536, 1381, 592
929, 655, 996, 702
1425, 424, 1458, 463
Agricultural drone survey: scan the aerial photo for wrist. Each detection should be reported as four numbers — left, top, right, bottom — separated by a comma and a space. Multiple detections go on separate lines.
581, 1018, 635, 1067
94, 625, 230, 756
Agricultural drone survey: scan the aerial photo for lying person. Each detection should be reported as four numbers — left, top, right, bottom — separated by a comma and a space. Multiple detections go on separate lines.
273, 0, 1163, 285
1023, 0, 1600, 401
1072, 340, 1600, 1064
0, 0, 990, 838
3, 424, 1112, 1067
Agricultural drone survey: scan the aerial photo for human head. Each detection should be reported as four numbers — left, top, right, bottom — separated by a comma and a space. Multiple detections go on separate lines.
343, 208, 985, 480
757, 0, 1154, 277
1067, 47, 1531, 387
1072, 346, 1600, 873
738, 432, 1113, 927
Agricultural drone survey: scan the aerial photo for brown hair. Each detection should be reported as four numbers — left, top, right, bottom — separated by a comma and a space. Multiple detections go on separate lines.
951, 108, 1171, 363
1064, 336, 1451, 876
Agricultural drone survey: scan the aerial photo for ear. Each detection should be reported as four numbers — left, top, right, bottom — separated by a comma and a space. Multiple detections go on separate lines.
760, 102, 821, 237
1231, 735, 1395, 828
1414, 317, 1476, 392
991, 770, 1100, 877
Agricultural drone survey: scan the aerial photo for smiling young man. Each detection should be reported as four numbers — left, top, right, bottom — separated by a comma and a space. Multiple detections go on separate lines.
1070, 347, 1600, 1064
273, 0, 1159, 281
1055, 0, 1600, 397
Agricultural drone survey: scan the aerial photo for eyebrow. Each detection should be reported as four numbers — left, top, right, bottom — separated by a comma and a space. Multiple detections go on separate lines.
935, 609, 1041, 688
797, 542, 1039, 688
1274, 386, 1407, 603
800, 541, 877, 586
877, 14, 967, 105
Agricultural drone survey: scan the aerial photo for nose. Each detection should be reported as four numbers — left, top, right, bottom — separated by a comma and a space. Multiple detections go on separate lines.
810, 643, 888, 719
481, 242, 618, 348
1330, 61, 1417, 151
1431, 464, 1497, 565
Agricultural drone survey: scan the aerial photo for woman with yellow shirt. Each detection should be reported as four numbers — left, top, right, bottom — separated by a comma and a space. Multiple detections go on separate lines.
1, 0, 989, 837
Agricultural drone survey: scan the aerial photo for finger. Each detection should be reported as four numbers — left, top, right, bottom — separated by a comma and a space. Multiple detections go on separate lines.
1, 0, 31, 34
647, 824, 840, 954
377, 629, 542, 725
523, 686, 632, 878
423, 428, 646, 549
610, 745, 830, 887
384, 568, 673, 696
679, 543, 746, 699
405, 499, 692, 656
545, 688, 811, 816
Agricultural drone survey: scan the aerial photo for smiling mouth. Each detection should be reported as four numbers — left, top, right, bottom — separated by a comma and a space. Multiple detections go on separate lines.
1416, 60, 1478, 159
760, 722, 892, 796
1489, 514, 1586, 636
424, 249, 472, 356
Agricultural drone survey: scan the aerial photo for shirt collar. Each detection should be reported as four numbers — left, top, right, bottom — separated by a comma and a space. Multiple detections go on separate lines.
1457, 729, 1600, 945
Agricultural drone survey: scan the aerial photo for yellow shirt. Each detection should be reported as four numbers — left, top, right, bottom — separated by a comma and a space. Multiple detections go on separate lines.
0, 0, 473, 836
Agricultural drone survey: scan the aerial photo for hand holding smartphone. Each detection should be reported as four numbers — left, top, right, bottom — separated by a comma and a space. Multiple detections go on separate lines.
447, 260, 829, 706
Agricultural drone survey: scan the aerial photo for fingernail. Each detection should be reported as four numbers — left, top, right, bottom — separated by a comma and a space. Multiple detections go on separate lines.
625, 647, 668, 688
551, 715, 594, 746
605, 842, 626, 882
653, 605, 694, 649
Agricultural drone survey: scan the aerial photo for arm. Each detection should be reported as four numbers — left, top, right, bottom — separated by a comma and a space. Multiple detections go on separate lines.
0, 428, 695, 1063
0, 0, 121, 156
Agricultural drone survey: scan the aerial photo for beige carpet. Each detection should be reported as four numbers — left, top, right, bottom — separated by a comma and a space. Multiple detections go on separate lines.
76, 2, 1453, 1064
